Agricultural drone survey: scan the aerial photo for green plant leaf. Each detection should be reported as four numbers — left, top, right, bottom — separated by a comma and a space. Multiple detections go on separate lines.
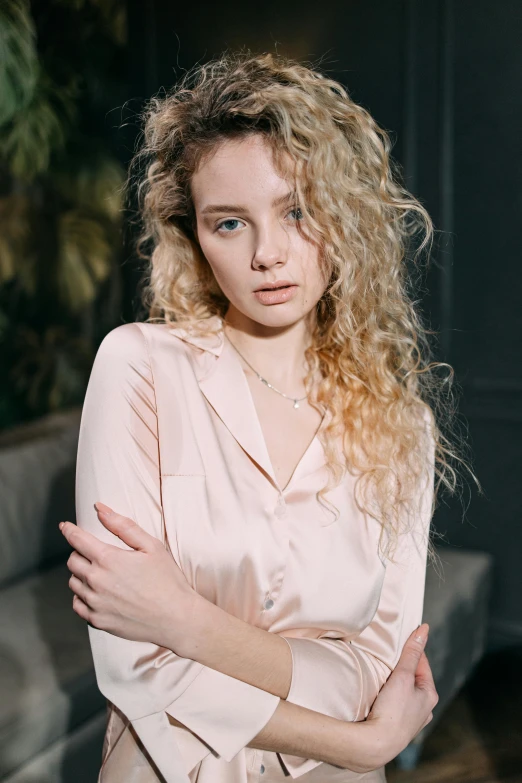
0, 193, 37, 290
11, 324, 94, 411
0, 68, 79, 180
53, 141, 125, 220
56, 209, 113, 311
0, 0, 38, 126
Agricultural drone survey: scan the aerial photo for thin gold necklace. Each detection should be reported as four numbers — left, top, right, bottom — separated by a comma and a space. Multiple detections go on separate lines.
226, 334, 308, 410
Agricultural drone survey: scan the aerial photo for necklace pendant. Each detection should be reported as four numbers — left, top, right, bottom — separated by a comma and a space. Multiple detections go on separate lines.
293, 400, 300, 409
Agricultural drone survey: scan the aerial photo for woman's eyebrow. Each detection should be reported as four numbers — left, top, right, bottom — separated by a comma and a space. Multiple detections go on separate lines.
201, 190, 296, 215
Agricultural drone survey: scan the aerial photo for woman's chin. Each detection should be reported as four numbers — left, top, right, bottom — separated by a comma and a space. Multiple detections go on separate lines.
238, 309, 314, 333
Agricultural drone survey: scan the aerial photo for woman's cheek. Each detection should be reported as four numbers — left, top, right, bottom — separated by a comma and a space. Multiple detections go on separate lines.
209, 262, 246, 304
299, 245, 324, 291
212, 247, 250, 294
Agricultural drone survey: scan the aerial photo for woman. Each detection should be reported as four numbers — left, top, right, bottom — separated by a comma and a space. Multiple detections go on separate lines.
60, 51, 459, 782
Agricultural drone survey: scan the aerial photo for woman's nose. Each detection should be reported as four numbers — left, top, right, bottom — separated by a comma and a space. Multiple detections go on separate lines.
252, 224, 289, 270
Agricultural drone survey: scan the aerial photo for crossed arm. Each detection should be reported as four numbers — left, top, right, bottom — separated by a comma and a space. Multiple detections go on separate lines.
63, 503, 387, 772
64, 495, 432, 775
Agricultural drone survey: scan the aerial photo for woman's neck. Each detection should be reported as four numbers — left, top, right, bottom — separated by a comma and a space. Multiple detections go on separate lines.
222, 308, 314, 390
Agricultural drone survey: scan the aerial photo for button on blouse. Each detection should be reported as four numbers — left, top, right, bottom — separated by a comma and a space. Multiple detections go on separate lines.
75, 317, 434, 783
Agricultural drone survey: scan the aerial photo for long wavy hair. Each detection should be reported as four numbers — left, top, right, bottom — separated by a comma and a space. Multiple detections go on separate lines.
126, 50, 475, 565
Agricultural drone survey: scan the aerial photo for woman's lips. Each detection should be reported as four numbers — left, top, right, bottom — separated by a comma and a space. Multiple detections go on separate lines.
253, 285, 298, 305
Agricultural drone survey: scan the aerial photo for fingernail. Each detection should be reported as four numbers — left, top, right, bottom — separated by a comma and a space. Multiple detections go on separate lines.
95, 502, 112, 515
59, 521, 65, 530
414, 624, 429, 644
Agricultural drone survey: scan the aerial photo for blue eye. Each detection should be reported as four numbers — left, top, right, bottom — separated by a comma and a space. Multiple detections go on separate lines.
288, 207, 303, 220
217, 219, 242, 232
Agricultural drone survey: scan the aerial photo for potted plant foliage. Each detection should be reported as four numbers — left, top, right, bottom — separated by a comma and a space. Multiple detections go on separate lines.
0, 0, 130, 430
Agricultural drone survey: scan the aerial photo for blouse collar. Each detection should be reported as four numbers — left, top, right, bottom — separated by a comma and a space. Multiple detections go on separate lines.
167, 315, 225, 358
167, 314, 331, 499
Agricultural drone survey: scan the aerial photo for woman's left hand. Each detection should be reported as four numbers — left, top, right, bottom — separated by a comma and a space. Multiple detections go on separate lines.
60, 502, 197, 655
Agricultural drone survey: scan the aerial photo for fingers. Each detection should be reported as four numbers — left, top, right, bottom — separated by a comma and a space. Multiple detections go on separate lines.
60, 521, 108, 564
395, 623, 430, 677
66, 551, 99, 615
66, 550, 92, 581
68, 573, 95, 608
415, 651, 439, 712
411, 632, 438, 708
72, 593, 92, 623
415, 650, 435, 689
94, 503, 159, 553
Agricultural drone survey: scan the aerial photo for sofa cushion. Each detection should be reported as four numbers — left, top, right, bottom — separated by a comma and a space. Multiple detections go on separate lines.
0, 408, 82, 588
1, 709, 107, 783
0, 562, 106, 778
417, 545, 494, 739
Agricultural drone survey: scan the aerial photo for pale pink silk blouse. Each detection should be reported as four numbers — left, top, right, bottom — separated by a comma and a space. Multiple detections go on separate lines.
75, 316, 434, 783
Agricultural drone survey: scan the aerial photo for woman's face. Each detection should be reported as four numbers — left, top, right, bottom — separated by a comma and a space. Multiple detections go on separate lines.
190, 133, 327, 330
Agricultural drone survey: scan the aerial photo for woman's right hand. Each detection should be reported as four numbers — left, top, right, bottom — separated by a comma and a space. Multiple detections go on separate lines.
351, 623, 439, 772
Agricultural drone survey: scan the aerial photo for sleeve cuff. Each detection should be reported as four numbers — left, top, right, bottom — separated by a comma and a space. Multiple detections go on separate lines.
283, 636, 363, 720
278, 636, 371, 778
165, 665, 281, 762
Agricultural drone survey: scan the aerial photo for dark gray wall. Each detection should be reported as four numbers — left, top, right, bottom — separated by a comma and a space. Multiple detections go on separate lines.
126, 0, 522, 648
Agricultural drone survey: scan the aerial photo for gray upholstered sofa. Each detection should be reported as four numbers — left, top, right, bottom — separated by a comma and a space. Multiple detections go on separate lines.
396, 545, 493, 769
0, 408, 493, 781
0, 409, 107, 783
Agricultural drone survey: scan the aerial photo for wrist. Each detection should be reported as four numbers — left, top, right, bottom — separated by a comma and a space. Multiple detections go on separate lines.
182, 591, 235, 662
160, 588, 206, 658
339, 720, 397, 774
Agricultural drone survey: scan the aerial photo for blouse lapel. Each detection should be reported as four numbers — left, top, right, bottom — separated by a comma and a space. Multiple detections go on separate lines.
168, 318, 277, 484
199, 337, 277, 482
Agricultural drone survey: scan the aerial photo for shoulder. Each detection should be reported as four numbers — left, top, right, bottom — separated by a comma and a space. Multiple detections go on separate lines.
91, 322, 194, 391
94, 322, 174, 364
86, 324, 164, 411
91, 324, 148, 378
90, 323, 160, 386
96, 322, 147, 356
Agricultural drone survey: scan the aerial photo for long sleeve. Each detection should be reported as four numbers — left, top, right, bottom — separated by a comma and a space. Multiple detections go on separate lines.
279, 417, 435, 778
75, 323, 281, 783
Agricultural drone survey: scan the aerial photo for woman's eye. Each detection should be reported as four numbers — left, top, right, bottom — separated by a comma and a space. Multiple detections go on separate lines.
217, 219, 242, 233
287, 207, 303, 221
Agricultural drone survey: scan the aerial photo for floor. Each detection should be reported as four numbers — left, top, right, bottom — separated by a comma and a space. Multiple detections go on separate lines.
385, 646, 522, 783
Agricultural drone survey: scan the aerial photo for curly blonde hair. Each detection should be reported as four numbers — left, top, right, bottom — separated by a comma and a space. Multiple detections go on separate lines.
126, 50, 474, 565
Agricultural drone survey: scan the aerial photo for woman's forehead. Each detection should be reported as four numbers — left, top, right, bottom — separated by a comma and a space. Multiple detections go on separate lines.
191, 135, 295, 210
